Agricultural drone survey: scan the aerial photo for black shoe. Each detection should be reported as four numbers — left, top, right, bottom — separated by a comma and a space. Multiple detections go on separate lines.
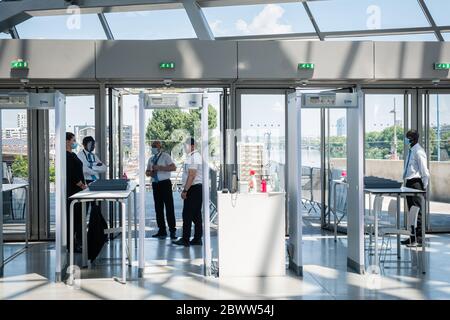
189, 238, 203, 246
152, 232, 167, 239
172, 238, 190, 247
401, 238, 415, 245
406, 241, 423, 248
170, 231, 177, 240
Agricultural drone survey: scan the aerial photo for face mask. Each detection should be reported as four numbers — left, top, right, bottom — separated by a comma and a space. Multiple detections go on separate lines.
71, 142, 78, 150
151, 147, 159, 155
404, 137, 412, 146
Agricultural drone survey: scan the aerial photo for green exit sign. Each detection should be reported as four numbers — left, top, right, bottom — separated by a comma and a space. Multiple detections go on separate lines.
434, 63, 450, 70
159, 62, 175, 69
298, 63, 314, 70
11, 59, 28, 69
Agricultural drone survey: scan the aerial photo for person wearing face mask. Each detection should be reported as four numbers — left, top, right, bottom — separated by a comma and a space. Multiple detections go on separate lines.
77, 136, 107, 184
145, 140, 177, 239
173, 138, 203, 247
66, 132, 87, 253
402, 129, 430, 247
77, 136, 108, 261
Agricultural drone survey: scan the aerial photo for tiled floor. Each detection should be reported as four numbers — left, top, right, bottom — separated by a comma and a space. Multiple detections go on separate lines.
1, 219, 450, 300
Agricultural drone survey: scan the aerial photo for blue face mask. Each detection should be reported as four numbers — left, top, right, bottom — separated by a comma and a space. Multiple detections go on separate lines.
404, 137, 412, 146
151, 147, 159, 155
71, 142, 78, 150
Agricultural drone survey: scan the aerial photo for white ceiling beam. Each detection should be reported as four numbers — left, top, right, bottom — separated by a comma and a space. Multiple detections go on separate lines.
183, 0, 214, 40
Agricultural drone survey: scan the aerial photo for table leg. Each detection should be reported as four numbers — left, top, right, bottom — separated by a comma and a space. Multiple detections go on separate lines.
134, 190, 137, 249
25, 186, 29, 247
333, 182, 337, 242
397, 195, 401, 260
81, 202, 88, 267
127, 196, 132, 266
121, 201, 127, 283
69, 200, 75, 285
420, 194, 426, 274
374, 196, 379, 267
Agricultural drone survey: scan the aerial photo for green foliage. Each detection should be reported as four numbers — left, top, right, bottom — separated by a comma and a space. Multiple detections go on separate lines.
145, 104, 218, 156
365, 125, 405, 159
11, 155, 28, 179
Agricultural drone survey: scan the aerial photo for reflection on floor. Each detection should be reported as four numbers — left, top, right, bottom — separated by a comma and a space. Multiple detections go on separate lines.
1, 221, 450, 300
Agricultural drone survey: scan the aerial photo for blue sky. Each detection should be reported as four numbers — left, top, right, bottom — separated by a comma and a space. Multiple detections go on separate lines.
6, 0, 450, 40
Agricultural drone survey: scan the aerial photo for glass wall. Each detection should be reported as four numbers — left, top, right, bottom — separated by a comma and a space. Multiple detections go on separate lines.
364, 94, 405, 181
238, 91, 286, 194
426, 93, 450, 231
1, 109, 28, 241
301, 108, 321, 221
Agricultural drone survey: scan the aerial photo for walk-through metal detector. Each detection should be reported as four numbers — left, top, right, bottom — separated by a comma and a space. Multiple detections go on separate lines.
0, 91, 66, 279
138, 91, 212, 277
291, 88, 365, 274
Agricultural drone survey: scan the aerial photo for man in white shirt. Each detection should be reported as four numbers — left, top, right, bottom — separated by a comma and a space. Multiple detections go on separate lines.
173, 138, 203, 247
77, 136, 107, 184
146, 140, 177, 239
402, 130, 430, 246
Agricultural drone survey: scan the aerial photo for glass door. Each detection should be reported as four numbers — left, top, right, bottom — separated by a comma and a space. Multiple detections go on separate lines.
421, 90, 450, 232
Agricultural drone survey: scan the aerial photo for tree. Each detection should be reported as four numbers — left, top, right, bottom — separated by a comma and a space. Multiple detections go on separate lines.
11, 155, 28, 179
146, 104, 218, 156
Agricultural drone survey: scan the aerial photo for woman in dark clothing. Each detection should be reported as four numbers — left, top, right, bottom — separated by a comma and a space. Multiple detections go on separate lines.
66, 132, 87, 253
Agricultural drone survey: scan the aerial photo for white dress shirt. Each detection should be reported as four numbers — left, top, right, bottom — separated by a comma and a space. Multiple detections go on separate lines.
77, 149, 107, 182
146, 151, 174, 182
403, 143, 430, 189
181, 150, 203, 186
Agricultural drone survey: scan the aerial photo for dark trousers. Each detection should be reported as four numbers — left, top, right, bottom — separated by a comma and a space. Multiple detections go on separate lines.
152, 179, 176, 234
67, 198, 82, 247
405, 178, 424, 241
182, 184, 203, 241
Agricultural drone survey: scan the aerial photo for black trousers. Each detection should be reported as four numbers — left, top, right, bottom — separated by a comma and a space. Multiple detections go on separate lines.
405, 178, 425, 241
182, 184, 203, 241
152, 179, 176, 233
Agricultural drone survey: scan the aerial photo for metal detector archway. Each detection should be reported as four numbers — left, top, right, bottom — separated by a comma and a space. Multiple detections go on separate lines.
0, 91, 66, 280
138, 91, 211, 277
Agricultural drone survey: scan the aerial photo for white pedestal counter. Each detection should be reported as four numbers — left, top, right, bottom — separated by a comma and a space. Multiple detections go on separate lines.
217, 192, 286, 277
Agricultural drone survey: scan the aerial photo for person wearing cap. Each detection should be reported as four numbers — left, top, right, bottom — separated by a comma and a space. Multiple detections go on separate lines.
173, 137, 203, 247
146, 140, 177, 239
402, 129, 430, 247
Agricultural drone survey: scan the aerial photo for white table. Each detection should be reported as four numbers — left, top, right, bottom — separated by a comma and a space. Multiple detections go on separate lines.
68, 181, 137, 284
364, 187, 426, 274
2, 183, 29, 247
218, 192, 286, 277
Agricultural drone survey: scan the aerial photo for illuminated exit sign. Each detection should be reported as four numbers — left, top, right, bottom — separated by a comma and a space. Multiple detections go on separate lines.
159, 62, 175, 69
298, 63, 314, 70
11, 59, 28, 69
434, 63, 450, 70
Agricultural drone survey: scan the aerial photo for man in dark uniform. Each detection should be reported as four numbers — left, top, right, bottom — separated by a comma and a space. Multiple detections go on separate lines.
146, 140, 177, 239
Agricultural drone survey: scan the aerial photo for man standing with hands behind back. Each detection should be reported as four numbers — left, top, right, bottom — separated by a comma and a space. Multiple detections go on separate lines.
146, 140, 177, 240
173, 138, 203, 247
